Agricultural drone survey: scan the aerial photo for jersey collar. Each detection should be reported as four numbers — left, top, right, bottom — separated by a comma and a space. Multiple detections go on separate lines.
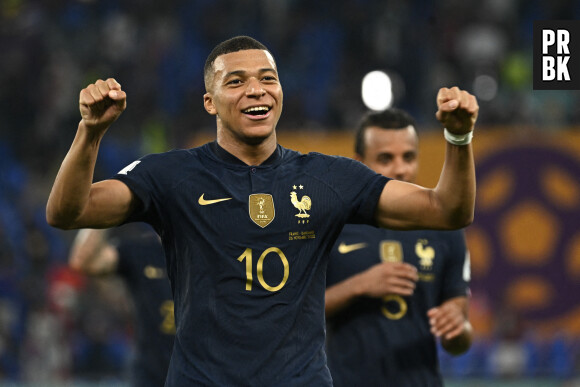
209, 141, 283, 167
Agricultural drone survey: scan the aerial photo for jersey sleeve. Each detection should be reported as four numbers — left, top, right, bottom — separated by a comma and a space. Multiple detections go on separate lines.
313, 154, 390, 226
440, 230, 470, 301
110, 151, 183, 228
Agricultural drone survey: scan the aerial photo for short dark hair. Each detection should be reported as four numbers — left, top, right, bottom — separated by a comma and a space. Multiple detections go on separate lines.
204, 36, 272, 91
354, 108, 417, 156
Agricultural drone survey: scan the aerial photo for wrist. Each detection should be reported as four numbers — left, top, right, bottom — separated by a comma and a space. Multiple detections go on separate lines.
444, 128, 473, 146
349, 272, 369, 298
78, 120, 107, 144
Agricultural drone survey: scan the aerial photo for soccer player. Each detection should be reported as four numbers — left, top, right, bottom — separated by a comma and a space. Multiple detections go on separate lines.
325, 108, 472, 386
68, 226, 174, 387
46, 35, 478, 385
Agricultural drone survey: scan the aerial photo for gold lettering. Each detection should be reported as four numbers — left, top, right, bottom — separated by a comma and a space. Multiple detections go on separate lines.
418, 273, 435, 282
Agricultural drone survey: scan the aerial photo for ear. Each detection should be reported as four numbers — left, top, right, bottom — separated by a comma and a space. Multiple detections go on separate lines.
203, 93, 217, 115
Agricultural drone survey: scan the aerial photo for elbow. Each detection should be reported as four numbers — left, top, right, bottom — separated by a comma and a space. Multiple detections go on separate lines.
457, 210, 474, 228
443, 209, 473, 230
430, 189, 475, 229
447, 201, 475, 229
45, 206, 79, 230
46, 215, 64, 229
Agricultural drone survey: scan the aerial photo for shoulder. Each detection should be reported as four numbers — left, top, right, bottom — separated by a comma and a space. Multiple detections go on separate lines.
140, 148, 200, 166
285, 150, 368, 171
115, 147, 203, 178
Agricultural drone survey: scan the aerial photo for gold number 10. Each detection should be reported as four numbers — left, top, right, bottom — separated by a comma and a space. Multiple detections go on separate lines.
237, 247, 290, 292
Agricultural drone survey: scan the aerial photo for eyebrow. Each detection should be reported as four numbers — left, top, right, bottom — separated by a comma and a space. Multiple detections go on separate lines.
225, 68, 277, 78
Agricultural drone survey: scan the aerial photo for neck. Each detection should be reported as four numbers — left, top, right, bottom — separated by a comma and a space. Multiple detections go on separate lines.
216, 131, 278, 165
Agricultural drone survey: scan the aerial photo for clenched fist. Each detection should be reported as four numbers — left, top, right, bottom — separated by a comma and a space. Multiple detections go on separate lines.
435, 87, 478, 136
79, 78, 127, 134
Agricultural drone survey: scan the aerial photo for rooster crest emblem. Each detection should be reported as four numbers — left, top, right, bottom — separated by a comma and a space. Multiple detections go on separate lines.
290, 191, 311, 218
415, 239, 435, 270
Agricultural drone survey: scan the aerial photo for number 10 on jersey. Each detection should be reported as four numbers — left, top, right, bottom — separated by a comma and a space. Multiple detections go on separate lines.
237, 247, 290, 292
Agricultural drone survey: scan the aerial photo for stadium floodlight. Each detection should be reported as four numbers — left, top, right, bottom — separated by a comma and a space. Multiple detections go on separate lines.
473, 74, 498, 102
361, 70, 393, 111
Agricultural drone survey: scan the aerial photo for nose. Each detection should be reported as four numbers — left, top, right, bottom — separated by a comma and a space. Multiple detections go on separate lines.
392, 158, 410, 181
245, 78, 265, 97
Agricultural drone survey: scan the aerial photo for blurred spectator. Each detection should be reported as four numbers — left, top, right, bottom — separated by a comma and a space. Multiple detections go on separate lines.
488, 308, 528, 379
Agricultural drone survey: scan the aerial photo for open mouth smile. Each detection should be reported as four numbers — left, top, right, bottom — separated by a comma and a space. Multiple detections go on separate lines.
242, 106, 271, 119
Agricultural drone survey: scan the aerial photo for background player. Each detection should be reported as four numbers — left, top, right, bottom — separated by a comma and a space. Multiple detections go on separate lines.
69, 225, 174, 387
325, 108, 472, 386
46, 36, 477, 385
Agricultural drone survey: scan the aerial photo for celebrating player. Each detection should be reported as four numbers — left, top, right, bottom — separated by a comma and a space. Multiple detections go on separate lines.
46, 36, 478, 385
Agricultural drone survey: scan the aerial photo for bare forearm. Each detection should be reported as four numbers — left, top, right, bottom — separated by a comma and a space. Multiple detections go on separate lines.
46, 121, 103, 228
433, 142, 476, 228
374, 139, 475, 231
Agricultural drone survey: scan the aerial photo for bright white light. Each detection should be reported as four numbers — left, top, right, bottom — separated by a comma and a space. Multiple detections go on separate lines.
473, 74, 498, 102
361, 71, 393, 111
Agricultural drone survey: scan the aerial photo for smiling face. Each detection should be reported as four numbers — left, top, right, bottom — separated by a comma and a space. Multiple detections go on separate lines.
203, 49, 283, 146
357, 125, 419, 183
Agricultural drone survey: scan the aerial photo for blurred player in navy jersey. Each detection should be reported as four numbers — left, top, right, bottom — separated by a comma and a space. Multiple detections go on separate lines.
46, 35, 478, 385
69, 225, 174, 387
326, 108, 473, 386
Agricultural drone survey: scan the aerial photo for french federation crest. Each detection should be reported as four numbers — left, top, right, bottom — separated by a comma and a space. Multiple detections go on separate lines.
415, 239, 435, 269
249, 194, 275, 228
380, 241, 403, 263
290, 191, 311, 218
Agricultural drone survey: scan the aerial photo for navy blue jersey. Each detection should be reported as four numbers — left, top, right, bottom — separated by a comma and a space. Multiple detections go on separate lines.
114, 231, 175, 387
113, 142, 389, 386
326, 225, 469, 387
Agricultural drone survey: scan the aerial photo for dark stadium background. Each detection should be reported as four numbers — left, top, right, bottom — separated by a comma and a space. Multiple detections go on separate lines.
1, 1, 580, 385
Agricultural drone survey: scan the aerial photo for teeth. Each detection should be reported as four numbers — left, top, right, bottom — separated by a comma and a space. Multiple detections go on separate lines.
244, 106, 269, 113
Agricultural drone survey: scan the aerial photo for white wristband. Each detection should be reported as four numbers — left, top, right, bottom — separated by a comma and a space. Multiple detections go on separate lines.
444, 128, 473, 146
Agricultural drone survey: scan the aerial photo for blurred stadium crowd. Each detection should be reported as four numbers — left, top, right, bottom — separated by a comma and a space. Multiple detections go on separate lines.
2, 0, 580, 384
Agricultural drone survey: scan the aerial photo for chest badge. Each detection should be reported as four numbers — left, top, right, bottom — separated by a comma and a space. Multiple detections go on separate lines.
249, 193, 275, 228
380, 241, 403, 262
415, 239, 435, 269
290, 185, 312, 222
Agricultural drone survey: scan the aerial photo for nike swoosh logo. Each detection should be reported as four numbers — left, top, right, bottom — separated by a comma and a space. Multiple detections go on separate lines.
198, 193, 232, 206
338, 242, 368, 254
